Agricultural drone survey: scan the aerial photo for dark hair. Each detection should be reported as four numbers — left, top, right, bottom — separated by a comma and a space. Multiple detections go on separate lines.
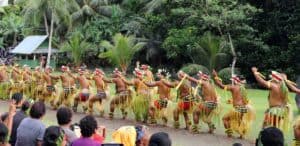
43, 126, 64, 146
256, 127, 284, 146
0, 113, 8, 122
56, 107, 73, 125
21, 100, 30, 112
11, 93, 23, 105
149, 132, 171, 146
233, 143, 243, 146
30, 101, 46, 119
0, 123, 8, 144
79, 115, 98, 137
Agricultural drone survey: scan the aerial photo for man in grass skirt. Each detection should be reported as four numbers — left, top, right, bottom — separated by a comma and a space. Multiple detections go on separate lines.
213, 70, 255, 139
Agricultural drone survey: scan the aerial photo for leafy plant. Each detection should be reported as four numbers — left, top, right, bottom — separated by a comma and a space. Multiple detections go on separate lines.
99, 33, 145, 73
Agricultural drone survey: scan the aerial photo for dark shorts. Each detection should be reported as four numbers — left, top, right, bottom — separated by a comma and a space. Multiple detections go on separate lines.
96, 91, 106, 99
47, 85, 55, 92
203, 101, 217, 110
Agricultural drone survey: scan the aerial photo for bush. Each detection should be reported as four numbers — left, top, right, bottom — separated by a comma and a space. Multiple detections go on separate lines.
218, 67, 241, 84
180, 64, 209, 76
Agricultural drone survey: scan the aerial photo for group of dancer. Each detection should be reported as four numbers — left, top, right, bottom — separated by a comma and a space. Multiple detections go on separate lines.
0, 62, 299, 139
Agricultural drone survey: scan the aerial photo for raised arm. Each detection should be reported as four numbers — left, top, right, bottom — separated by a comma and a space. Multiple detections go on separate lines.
186, 75, 199, 84
162, 79, 176, 88
251, 67, 271, 89
143, 81, 157, 87
120, 76, 134, 86
212, 70, 232, 90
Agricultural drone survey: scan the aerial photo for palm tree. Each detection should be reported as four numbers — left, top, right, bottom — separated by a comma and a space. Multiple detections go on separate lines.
99, 33, 145, 73
61, 31, 92, 66
22, 0, 78, 67
0, 12, 23, 46
196, 31, 231, 72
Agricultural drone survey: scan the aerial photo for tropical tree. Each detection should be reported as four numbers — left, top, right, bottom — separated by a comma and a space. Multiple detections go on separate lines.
0, 12, 23, 46
99, 33, 145, 73
22, 0, 78, 67
196, 32, 231, 72
61, 31, 93, 66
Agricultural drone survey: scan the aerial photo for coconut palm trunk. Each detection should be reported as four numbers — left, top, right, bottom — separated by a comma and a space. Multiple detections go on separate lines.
46, 13, 54, 67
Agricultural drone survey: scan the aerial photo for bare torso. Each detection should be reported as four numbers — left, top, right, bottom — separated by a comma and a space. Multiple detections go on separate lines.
61, 74, 75, 88
94, 75, 106, 91
78, 75, 89, 89
113, 78, 127, 93
178, 80, 191, 98
0, 70, 8, 82
230, 85, 246, 106
269, 83, 286, 107
201, 81, 218, 102
156, 80, 170, 99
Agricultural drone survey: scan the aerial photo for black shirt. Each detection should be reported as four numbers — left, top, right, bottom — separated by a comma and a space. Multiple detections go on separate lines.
9, 110, 27, 146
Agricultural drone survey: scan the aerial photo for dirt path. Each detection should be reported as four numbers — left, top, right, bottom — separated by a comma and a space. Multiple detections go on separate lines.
0, 101, 254, 146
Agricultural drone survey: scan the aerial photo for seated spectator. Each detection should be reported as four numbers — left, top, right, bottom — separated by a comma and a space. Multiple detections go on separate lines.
0, 123, 9, 146
149, 132, 171, 146
255, 127, 284, 146
56, 107, 78, 145
43, 126, 67, 146
9, 100, 30, 146
71, 115, 102, 146
16, 101, 46, 146
112, 125, 150, 146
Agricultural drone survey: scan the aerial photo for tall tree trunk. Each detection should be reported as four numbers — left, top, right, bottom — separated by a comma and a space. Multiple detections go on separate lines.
46, 13, 54, 67
13, 33, 17, 47
44, 13, 49, 36
228, 33, 237, 85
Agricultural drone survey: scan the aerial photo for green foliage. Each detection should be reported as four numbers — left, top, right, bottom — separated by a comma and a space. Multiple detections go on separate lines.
218, 67, 241, 84
61, 31, 93, 66
180, 64, 209, 76
99, 33, 145, 72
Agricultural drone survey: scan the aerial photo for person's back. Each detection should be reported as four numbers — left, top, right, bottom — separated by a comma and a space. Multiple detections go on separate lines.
256, 127, 284, 146
16, 101, 46, 146
10, 100, 30, 146
71, 115, 100, 146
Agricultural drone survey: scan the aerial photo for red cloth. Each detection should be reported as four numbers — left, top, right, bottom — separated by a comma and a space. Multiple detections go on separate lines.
178, 101, 192, 111
79, 93, 89, 102
92, 133, 104, 143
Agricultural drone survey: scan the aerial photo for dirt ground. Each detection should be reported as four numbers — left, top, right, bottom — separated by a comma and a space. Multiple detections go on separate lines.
0, 101, 255, 146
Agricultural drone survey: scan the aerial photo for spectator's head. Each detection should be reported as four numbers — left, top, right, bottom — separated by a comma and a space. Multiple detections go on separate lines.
256, 127, 284, 146
79, 115, 98, 138
29, 101, 46, 119
43, 126, 66, 146
232, 143, 243, 146
21, 100, 30, 112
149, 132, 171, 146
0, 123, 8, 144
0, 113, 8, 123
11, 93, 24, 108
56, 107, 73, 126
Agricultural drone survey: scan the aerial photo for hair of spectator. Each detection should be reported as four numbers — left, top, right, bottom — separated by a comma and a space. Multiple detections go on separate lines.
79, 115, 98, 137
149, 132, 171, 146
21, 100, 30, 112
56, 107, 73, 125
11, 93, 23, 105
29, 101, 46, 119
0, 113, 8, 122
232, 143, 243, 146
0, 123, 8, 144
260, 127, 284, 146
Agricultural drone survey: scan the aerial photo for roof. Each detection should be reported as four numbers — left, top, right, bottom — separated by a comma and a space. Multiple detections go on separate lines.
0, 0, 8, 7
33, 48, 61, 54
10, 35, 48, 54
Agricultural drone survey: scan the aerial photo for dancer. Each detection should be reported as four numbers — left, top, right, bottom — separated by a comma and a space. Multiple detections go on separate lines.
143, 69, 171, 126
120, 68, 151, 122
108, 68, 132, 119
252, 67, 291, 134
57, 66, 77, 108
42, 67, 59, 107
88, 68, 108, 116
186, 71, 219, 134
162, 71, 194, 130
72, 68, 91, 113
0, 64, 10, 99
32, 66, 45, 101
213, 70, 255, 138
140, 64, 154, 82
